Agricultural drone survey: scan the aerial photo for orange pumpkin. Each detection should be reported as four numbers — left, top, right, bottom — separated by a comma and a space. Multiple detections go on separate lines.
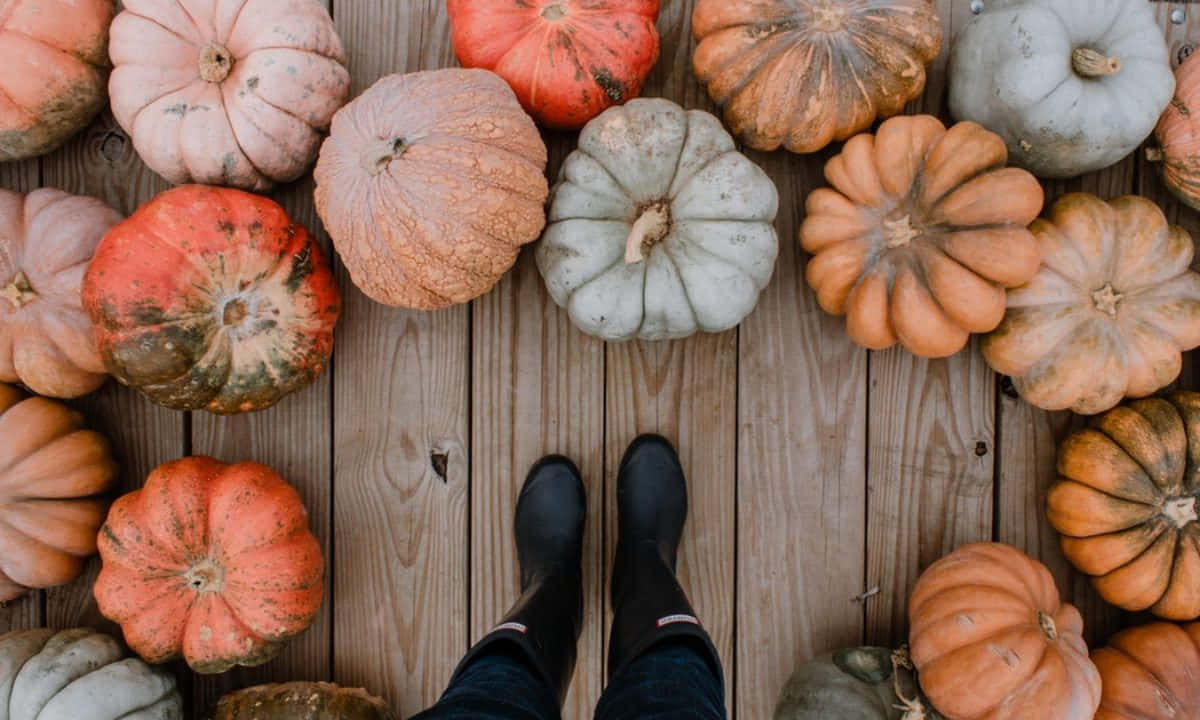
1048, 393, 1200, 620
691, 0, 943, 153
909, 543, 1101, 720
800, 114, 1044, 358
0, 0, 115, 160
1150, 51, 1200, 211
1093, 622, 1200, 719
94, 456, 324, 673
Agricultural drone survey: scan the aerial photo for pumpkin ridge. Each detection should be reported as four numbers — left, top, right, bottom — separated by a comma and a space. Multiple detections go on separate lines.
709, 28, 800, 107
0, 69, 36, 117
669, 150, 738, 207
220, 84, 311, 168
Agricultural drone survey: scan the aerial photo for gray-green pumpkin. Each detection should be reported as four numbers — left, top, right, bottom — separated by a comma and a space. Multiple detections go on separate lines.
774, 647, 940, 720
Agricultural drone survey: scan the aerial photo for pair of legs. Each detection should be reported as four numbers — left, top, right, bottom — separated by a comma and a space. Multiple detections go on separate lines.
413, 436, 726, 720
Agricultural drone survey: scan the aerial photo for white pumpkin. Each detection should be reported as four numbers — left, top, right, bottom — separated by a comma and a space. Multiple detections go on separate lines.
949, 0, 1174, 178
537, 98, 779, 341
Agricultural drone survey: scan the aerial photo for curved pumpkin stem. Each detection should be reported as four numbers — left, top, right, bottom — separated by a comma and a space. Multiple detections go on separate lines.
1, 272, 36, 309
624, 203, 671, 264
891, 645, 929, 720
1072, 48, 1121, 78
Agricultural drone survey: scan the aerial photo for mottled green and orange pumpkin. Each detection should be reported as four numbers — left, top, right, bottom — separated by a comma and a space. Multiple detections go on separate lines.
213, 682, 396, 720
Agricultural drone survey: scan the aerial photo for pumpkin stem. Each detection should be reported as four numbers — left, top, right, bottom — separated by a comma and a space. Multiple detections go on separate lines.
199, 44, 235, 83
624, 202, 671, 264
223, 298, 248, 327
883, 215, 921, 249
363, 137, 408, 175
1037, 610, 1058, 640
540, 3, 565, 20
1163, 495, 1198, 528
1146, 147, 1166, 163
1091, 283, 1123, 317
1, 271, 36, 309
890, 646, 928, 720
184, 558, 225, 593
1072, 48, 1121, 78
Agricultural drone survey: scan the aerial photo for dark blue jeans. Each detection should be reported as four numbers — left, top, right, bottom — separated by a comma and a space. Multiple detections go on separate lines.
411, 640, 726, 720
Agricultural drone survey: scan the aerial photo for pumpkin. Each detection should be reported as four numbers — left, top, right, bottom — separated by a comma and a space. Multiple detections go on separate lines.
949, 0, 1174, 178
774, 647, 941, 720
212, 682, 397, 720
908, 543, 1101, 720
94, 456, 324, 674
1, 188, 121, 398
0, 628, 183, 719
1148, 52, 1200, 211
1092, 622, 1200, 719
799, 114, 1043, 358
0, 383, 116, 602
81, 185, 339, 414
314, 68, 548, 309
446, 0, 660, 130
537, 98, 778, 341
0, 0, 114, 161
108, 0, 350, 191
1048, 394, 1200, 620
981, 194, 1200, 415
690, 0, 942, 154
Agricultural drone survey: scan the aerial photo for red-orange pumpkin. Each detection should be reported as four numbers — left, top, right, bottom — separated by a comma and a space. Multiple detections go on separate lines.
1093, 622, 1200, 719
94, 456, 324, 674
447, 0, 660, 130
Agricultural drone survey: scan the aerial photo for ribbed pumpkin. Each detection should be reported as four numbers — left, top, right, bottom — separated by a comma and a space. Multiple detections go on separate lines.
94, 456, 324, 674
982, 194, 1200, 415
908, 543, 1101, 720
775, 647, 940, 720
314, 69, 548, 309
1093, 622, 1200, 720
1048, 394, 1200, 620
1149, 52, 1200, 211
213, 682, 396, 720
447, 0, 660, 130
108, 0, 351, 190
0, 0, 115, 160
1, 188, 121, 398
82, 185, 339, 414
691, 0, 942, 153
800, 115, 1044, 358
0, 383, 116, 602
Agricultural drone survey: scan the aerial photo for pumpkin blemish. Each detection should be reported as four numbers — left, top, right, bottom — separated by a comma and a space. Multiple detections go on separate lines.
592, 68, 624, 102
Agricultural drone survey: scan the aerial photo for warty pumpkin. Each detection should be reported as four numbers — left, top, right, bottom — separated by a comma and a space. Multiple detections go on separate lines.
537, 98, 778, 341
1092, 622, 1200, 720
982, 194, 1200, 415
447, 0, 660, 130
1, 188, 121, 398
0, 0, 114, 161
314, 68, 549, 309
1149, 52, 1200, 211
108, 0, 351, 191
908, 542, 1101, 720
82, 185, 339, 414
691, 0, 942, 154
0, 383, 116, 602
1048, 394, 1200, 621
0, 628, 183, 719
949, 0, 1174, 178
94, 456, 324, 674
800, 114, 1044, 358
774, 646, 941, 720
212, 682, 397, 720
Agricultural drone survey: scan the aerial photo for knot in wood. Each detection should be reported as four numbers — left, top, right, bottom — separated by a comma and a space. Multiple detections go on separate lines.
1091, 283, 1123, 317
1163, 495, 1198, 528
2, 271, 36, 309
882, 215, 921, 249
199, 43, 235, 83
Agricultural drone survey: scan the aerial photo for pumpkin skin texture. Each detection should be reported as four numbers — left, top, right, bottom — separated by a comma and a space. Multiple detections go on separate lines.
1, 188, 121, 398
949, 0, 1174, 178
1150, 52, 1200, 211
0, 628, 183, 719
908, 543, 1101, 720
981, 194, 1200, 415
314, 69, 548, 309
537, 98, 778, 341
0, 0, 115, 161
212, 682, 397, 720
81, 185, 339, 414
446, 0, 660, 130
1092, 622, 1200, 720
800, 115, 1044, 358
774, 647, 941, 720
690, 0, 942, 154
108, 0, 351, 191
1048, 394, 1200, 621
0, 383, 116, 602
94, 456, 324, 674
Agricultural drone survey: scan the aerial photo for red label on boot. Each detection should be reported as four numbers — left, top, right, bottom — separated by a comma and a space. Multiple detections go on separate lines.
657, 614, 700, 628
494, 622, 529, 634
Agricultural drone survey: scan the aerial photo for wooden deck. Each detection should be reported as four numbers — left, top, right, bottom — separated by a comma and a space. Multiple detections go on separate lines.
4, 1, 1200, 718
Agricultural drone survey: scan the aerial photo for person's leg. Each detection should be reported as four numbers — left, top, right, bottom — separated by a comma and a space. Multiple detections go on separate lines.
594, 639, 725, 720
410, 645, 560, 720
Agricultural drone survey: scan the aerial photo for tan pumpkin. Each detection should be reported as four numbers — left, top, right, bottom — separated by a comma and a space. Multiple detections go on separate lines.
800, 114, 1044, 358
1149, 51, 1200, 211
982, 194, 1200, 415
314, 69, 548, 309
1093, 622, 1200, 720
691, 0, 942, 153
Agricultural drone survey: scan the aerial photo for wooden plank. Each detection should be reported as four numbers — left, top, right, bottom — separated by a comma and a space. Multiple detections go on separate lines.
330, 2, 469, 716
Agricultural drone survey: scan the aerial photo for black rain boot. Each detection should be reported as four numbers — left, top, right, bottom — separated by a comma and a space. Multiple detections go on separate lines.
607, 435, 723, 685
449, 455, 586, 706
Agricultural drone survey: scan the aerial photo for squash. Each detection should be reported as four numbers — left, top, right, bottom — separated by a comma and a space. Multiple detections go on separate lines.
537, 98, 778, 341
1, 188, 121, 398
81, 185, 339, 414
981, 194, 1200, 415
1092, 622, 1200, 720
0, 0, 114, 161
949, 0, 1174, 178
800, 115, 1043, 358
1048, 393, 1200, 621
108, 0, 350, 191
1, 628, 182, 719
1149, 52, 1200, 211
447, 0, 660, 130
94, 456, 324, 674
908, 543, 1101, 720
775, 646, 941, 720
691, 0, 942, 154
0, 383, 116, 602
212, 682, 397, 720
314, 68, 548, 309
